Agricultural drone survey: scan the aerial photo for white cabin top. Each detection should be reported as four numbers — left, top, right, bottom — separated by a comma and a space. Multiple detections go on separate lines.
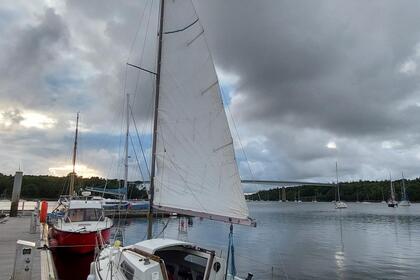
132, 238, 192, 254
69, 199, 102, 209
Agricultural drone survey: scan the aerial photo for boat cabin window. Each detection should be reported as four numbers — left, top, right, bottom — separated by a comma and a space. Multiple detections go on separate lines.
120, 261, 135, 280
156, 249, 208, 280
66, 208, 103, 222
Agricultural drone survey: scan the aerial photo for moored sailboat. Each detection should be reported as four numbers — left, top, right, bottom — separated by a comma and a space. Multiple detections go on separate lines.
387, 173, 398, 208
88, 0, 255, 279
335, 162, 347, 209
399, 172, 410, 207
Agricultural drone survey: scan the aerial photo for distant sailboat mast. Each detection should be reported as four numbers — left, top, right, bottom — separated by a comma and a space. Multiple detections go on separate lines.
390, 173, 395, 201
336, 162, 340, 202
399, 172, 410, 206
69, 112, 79, 196
335, 162, 347, 208
401, 172, 407, 200
123, 94, 130, 201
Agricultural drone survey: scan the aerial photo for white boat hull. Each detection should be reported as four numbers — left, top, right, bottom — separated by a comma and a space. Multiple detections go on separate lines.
335, 201, 348, 209
399, 200, 411, 206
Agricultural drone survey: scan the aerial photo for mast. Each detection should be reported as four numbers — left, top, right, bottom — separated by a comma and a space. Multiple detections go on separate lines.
147, 0, 165, 240
69, 112, 79, 196
401, 171, 406, 200
336, 161, 340, 201
123, 94, 130, 201
389, 173, 394, 201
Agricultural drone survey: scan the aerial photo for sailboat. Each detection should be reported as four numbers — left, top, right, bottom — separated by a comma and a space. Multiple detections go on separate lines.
88, 1, 255, 279
51, 113, 113, 254
88, 94, 150, 212
335, 162, 347, 209
399, 172, 410, 207
381, 187, 386, 203
387, 173, 398, 208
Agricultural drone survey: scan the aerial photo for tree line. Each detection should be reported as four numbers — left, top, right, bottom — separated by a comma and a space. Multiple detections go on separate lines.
2, 172, 419, 202
246, 178, 420, 202
0, 173, 147, 200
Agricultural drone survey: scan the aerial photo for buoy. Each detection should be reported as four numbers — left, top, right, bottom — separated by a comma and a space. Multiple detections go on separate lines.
40, 201, 48, 224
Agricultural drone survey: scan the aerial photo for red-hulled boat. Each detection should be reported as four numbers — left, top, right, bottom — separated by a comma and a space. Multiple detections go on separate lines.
51, 199, 113, 254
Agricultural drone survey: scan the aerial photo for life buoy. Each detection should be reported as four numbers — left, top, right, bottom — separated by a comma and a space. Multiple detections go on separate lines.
40, 201, 48, 223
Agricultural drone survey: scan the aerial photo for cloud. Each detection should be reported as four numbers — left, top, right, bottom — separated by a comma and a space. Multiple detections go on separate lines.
192, 0, 420, 191
1, 0, 420, 193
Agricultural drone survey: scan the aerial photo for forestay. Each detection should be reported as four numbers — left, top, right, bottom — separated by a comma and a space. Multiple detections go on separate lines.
153, 0, 254, 226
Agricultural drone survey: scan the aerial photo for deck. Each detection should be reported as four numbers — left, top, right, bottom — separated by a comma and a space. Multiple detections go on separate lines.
0, 216, 41, 279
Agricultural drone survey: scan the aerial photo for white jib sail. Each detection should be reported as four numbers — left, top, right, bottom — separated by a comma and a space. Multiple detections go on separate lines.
153, 0, 253, 226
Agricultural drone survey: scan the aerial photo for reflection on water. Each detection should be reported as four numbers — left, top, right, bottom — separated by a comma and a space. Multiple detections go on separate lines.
53, 249, 94, 280
122, 202, 420, 280
57, 202, 420, 280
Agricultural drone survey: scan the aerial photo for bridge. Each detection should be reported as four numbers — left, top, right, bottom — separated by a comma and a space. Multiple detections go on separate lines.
241, 179, 336, 202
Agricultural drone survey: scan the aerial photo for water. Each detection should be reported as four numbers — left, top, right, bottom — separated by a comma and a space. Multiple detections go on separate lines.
118, 202, 420, 280
50, 202, 420, 279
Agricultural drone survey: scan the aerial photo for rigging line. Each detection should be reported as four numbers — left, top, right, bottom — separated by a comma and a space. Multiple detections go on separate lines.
132, 0, 154, 106
127, 63, 157, 76
130, 106, 151, 177
220, 88, 255, 179
125, 0, 150, 63
164, 18, 199, 34
163, 152, 210, 214
220, 87, 260, 201
116, 96, 126, 185
155, 218, 170, 237
129, 133, 145, 182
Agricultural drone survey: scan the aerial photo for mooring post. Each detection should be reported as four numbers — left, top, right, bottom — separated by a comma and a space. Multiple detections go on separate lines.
10, 171, 23, 217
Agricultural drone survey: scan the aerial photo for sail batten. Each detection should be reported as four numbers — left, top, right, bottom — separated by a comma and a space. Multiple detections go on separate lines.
154, 0, 252, 225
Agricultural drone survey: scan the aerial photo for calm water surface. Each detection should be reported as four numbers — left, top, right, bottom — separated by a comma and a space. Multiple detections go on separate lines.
120, 202, 420, 280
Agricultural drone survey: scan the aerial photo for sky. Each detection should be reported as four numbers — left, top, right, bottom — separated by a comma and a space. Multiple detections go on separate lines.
1, 1, 420, 192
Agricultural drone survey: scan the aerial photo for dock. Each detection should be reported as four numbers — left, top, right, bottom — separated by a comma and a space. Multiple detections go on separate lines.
0, 214, 56, 280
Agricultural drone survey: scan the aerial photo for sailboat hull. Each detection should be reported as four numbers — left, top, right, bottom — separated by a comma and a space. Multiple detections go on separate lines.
399, 200, 410, 207
52, 227, 111, 254
335, 201, 347, 209
387, 202, 398, 208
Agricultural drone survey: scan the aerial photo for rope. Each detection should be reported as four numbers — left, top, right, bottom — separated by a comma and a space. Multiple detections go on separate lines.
129, 133, 145, 182
130, 106, 151, 177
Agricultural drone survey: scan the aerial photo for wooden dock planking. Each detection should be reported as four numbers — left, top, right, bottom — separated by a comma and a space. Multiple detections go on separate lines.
0, 216, 41, 279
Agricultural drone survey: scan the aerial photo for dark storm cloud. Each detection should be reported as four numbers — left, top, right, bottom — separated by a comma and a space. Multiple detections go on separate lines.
2, 0, 420, 185
197, 0, 420, 135
192, 0, 420, 183
0, 8, 70, 108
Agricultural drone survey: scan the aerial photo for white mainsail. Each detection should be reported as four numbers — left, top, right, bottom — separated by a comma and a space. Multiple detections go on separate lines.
153, 0, 253, 225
